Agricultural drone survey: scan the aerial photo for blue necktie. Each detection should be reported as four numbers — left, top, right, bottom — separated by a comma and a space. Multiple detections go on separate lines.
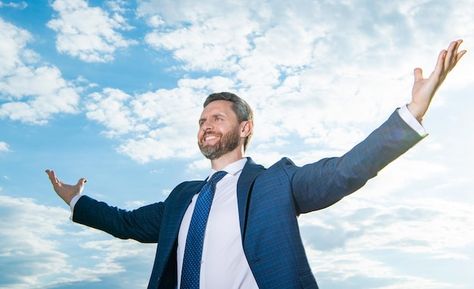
180, 170, 227, 289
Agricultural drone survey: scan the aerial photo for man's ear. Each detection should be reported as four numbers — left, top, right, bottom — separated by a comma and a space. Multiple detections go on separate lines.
240, 121, 253, 138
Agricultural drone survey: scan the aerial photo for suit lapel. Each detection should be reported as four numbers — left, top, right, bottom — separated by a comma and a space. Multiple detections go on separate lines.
237, 157, 266, 238
171, 181, 206, 236
154, 160, 265, 287
152, 180, 206, 287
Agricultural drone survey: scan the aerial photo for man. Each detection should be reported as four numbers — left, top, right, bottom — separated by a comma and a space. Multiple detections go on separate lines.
46, 40, 466, 289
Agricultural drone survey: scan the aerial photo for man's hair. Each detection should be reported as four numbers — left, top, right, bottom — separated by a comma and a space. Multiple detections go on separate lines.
203, 92, 253, 151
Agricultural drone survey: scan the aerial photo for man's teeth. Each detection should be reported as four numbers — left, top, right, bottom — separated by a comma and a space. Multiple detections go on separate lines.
205, 135, 217, 141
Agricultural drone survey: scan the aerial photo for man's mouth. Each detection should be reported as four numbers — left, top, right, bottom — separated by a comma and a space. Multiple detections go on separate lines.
202, 133, 221, 144
205, 135, 217, 141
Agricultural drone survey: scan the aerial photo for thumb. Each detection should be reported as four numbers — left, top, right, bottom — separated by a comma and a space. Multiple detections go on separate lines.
76, 178, 87, 192
414, 67, 423, 82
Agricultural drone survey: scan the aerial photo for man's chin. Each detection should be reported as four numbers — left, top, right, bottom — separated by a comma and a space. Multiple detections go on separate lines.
199, 145, 220, 160
201, 151, 220, 160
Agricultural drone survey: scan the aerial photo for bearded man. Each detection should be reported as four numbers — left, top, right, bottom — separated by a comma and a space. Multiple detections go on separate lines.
46, 40, 466, 289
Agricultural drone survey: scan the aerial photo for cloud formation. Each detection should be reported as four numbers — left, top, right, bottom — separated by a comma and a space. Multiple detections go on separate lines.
0, 193, 155, 289
0, 1, 27, 9
1, 2, 473, 288
48, 0, 135, 62
0, 194, 71, 288
300, 197, 474, 288
0, 18, 80, 124
85, 76, 235, 162
111, 0, 472, 164
0, 141, 9, 152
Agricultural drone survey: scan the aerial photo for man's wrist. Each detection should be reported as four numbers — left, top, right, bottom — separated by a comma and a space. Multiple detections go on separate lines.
69, 194, 82, 215
398, 105, 428, 137
407, 102, 425, 123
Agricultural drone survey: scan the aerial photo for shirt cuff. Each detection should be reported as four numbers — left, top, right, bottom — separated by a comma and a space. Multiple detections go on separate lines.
397, 105, 428, 137
69, 194, 82, 220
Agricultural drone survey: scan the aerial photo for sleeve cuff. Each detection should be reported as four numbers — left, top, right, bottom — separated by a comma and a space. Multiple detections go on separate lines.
69, 194, 82, 220
397, 105, 428, 137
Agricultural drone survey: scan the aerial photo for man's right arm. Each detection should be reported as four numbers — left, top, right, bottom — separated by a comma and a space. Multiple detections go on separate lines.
73, 195, 165, 243
46, 169, 164, 243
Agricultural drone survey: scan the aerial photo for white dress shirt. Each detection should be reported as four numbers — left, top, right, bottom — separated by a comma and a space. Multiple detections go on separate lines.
177, 158, 258, 289
69, 105, 425, 288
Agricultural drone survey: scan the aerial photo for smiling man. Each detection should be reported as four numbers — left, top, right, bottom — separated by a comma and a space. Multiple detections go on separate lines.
46, 40, 466, 289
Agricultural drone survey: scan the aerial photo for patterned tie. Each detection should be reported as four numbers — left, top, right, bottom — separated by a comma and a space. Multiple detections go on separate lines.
180, 170, 228, 289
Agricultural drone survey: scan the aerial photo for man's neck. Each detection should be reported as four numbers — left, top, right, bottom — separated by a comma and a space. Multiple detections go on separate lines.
210, 148, 244, 171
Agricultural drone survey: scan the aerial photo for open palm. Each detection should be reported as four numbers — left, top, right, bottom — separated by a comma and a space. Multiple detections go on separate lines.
45, 169, 87, 205
409, 40, 467, 121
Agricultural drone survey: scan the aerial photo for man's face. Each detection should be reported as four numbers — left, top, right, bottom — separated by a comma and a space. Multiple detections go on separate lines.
198, 100, 242, 160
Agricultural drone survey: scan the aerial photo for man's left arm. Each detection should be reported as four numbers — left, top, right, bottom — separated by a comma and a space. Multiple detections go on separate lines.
290, 40, 466, 214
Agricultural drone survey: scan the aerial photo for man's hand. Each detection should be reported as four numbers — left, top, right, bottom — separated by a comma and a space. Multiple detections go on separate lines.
408, 39, 467, 122
45, 169, 87, 205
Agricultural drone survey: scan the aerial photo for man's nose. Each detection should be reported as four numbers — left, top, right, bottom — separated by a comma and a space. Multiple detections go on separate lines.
201, 120, 214, 131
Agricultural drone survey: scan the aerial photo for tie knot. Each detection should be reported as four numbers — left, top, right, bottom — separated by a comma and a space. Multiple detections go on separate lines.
208, 170, 227, 184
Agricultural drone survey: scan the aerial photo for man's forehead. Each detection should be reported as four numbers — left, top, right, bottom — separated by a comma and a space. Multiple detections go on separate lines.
199, 111, 228, 122
200, 100, 234, 117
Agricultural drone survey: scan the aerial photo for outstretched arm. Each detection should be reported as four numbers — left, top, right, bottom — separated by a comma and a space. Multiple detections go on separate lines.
292, 40, 467, 213
408, 40, 467, 122
45, 169, 163, 243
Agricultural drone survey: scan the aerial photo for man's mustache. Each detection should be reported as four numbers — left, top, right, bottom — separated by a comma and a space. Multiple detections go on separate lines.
200, 131, 222, 143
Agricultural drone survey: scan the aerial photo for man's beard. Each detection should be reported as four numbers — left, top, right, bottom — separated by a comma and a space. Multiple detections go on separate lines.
199, 126, 240, 160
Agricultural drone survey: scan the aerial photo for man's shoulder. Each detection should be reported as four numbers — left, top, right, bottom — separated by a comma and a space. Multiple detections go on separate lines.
173, 179, 204, 191
265, 157, 297, 171
161, 179, 205, 205
250, 157, 298, 180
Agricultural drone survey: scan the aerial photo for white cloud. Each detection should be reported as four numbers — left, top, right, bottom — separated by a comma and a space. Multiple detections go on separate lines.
105, 0, 128, 14
135, 0, 474, 166
85, 76, 235, 162
86, 88, 139, 136
0, 18, 32, 78
83, 0, 473, 169
186, 158, 210, 173
47, 0, 135, 63
0, 194, 71, 289
0, 18, 80, 124
299, 196, 474, 288
145, 13, 257, 71
0, 193, 155, 289
0, 141, 9, 152
0, 1, 27, 9
124, 200, 146, 209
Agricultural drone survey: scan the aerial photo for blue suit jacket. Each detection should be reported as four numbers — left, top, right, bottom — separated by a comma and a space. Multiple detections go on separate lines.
73, 111, 423, 289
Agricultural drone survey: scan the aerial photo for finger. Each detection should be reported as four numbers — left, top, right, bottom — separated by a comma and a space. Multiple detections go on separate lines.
450, 40, 464, 65
414, 67, 423, 82
434, 49, 446, 75
455, 50, 467, 64
76, 178, 87, 187
444, 40, 459, 69
454, 39, 463, 51
45, 169, 59, 185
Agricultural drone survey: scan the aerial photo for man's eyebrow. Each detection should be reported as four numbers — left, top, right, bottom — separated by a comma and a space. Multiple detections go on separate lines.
199, 113, 227, 123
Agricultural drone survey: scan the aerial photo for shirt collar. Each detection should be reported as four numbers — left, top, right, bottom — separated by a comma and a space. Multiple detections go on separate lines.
210, 157, 248, 178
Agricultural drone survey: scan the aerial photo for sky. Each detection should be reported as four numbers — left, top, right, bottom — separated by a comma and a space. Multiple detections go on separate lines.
0, 0, 473, 288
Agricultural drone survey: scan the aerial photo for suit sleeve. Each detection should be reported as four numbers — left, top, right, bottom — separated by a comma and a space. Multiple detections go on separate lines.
290, 109, 425, 214
72, 195, 165, 243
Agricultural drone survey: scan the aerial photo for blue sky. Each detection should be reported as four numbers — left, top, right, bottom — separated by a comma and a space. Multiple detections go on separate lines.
1, 0, 473, 288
